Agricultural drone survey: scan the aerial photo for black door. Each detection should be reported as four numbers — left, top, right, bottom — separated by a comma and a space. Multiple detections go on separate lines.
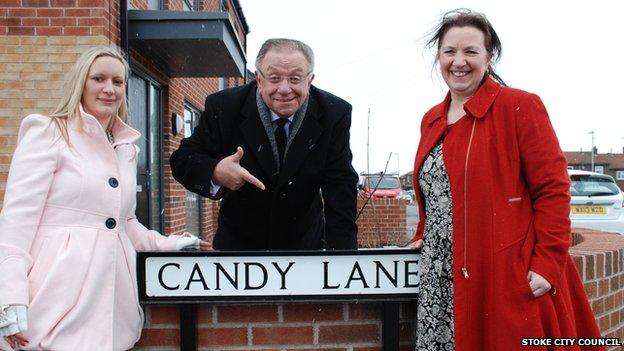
127, 73, 163, 233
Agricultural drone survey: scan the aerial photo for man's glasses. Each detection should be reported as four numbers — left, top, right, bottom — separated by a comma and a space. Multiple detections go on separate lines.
257, 70, 312, 86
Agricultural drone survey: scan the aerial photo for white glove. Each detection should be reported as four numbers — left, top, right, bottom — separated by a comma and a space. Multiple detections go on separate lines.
0, 305, 27, 337
175, 233, 201, 251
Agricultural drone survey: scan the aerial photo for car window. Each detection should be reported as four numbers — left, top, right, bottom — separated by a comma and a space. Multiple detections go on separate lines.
368, 176, 400, 189
570, 175, 620, 196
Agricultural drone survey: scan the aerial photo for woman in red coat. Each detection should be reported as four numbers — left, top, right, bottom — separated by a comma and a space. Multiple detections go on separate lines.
408, 9, 603, 350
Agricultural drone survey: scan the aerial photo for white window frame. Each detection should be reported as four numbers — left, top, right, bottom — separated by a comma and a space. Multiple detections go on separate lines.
182, 0, 198, 11
183, 103, 203, 237
147, 0, 161, 10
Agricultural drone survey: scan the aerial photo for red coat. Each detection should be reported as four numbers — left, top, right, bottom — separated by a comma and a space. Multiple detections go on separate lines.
412, 77, 603, 350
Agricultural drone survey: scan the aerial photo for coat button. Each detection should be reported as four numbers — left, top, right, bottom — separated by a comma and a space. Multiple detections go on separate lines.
105, 218, 117, 229
108, 177, 119, 188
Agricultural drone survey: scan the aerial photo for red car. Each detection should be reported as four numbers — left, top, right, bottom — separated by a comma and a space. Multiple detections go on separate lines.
360, 174, 402, 199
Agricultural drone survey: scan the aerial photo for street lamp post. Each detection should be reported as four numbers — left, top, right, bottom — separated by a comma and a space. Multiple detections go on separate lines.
366, 108, 370, 175
388, 152, 401, 177
396, 152, 399, 176
392, 152, 399, 175
589, 131, 595, 172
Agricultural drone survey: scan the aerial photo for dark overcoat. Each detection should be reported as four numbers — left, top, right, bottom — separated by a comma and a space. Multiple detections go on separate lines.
171, 82, 358, 250
412, 77, 603, 350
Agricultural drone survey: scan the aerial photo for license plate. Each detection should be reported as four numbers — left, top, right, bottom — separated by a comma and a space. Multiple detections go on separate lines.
571, 206, 607, 215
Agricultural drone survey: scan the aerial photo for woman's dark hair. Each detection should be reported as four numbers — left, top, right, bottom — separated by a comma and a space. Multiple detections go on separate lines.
426, 8, 506, 86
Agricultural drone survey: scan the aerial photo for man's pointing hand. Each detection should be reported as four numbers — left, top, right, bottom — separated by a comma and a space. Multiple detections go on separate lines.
213, 147, 266, 191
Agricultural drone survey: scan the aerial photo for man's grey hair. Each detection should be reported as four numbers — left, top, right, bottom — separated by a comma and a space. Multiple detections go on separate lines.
255, 38, 315, 73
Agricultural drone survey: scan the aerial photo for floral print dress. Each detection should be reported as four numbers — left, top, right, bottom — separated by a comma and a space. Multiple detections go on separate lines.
416, 141, 454, 350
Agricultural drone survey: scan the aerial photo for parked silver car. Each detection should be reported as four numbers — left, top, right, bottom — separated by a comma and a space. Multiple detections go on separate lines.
569, 170, 624, 234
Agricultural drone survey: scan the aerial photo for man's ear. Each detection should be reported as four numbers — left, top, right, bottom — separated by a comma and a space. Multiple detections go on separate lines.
308, 73, 315, 86
255, 70, 262, 86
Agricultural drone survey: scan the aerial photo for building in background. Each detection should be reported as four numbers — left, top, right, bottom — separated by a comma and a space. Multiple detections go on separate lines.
0, 0, 248, 242
565, 150, 624, 191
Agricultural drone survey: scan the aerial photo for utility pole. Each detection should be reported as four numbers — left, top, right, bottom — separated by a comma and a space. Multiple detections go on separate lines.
394, 152, 400, 175
367, 107, 370, 174
589, 131, 595, 172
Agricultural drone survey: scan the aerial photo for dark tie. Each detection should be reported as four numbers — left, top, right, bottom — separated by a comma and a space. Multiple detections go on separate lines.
274, 118, 288, 166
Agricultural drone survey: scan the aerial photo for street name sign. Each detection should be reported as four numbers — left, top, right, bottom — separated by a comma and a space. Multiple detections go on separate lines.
137, 249, 420, 303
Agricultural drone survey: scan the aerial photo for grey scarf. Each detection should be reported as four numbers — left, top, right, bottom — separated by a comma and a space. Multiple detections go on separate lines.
255, 89, 309, 171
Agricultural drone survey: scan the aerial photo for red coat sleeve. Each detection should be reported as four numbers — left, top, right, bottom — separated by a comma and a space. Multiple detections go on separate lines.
515, 93, 571, 288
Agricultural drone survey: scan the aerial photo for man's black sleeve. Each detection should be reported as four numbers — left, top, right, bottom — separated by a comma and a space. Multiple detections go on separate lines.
321, 105, 358, 249
170, 97, 225, 199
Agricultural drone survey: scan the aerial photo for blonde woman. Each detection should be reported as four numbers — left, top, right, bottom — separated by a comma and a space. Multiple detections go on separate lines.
0, 46, 210, 350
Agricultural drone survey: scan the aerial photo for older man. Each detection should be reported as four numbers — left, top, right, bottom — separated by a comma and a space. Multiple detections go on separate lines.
170, 38, 358, 250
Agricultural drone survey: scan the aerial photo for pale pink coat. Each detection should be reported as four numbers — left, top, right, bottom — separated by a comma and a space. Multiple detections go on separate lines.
0, 109, 180, 350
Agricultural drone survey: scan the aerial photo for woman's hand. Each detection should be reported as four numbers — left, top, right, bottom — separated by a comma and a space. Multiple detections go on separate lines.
175, 232, 212, 251
4, 333, 29, 350
1, 305, 29, 349
198, 239, 212, 251
528, 270, 551, 297
406, 239, 423, 249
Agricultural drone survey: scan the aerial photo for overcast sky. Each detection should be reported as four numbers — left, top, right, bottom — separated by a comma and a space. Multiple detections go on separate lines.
238, 0, 624, 175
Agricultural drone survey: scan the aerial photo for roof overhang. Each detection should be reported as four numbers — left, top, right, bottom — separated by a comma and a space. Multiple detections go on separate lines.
128, 10, 246, 78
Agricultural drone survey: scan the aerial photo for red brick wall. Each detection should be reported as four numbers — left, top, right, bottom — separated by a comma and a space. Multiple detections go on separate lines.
135, 302, 416, 350
2, 0, 110, 37
570, 229, 624, 349
163, 77, 221, 236
357, 198, 409, 248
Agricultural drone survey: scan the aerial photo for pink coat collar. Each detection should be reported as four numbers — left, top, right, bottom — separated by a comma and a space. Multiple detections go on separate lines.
77, 105, 141, 147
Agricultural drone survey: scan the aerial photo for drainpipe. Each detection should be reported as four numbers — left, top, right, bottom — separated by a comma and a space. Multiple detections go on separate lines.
230, 0, 249, 83
120, 0, 129, 58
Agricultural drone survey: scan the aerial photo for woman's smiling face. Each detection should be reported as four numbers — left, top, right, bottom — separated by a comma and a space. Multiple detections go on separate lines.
439, 26, 490, 100
81, 56, 126, 122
